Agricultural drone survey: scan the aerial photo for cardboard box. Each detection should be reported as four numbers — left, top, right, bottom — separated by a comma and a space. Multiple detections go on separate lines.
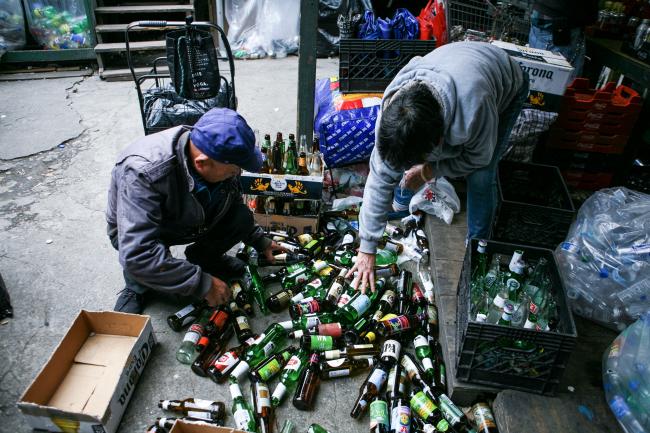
240, 172, 324, 200
169, 419, 247, 433
253, 213, 319, 236
491, 40, 575, 112
18, 310, 156, 433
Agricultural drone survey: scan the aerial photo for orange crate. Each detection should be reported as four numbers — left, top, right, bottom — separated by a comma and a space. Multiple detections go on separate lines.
561, 169, 614, 190
547, 129, 629, 154
561, 78, 643, 116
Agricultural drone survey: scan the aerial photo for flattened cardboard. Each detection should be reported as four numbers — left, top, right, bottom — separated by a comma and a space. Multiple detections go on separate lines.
253, 213, 318, 236
18, 310, 155, 433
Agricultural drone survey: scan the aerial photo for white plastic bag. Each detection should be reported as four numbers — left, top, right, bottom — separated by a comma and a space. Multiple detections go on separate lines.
409, 177, 461, 225
225, 0, 300, 58
555, 187, 650, 330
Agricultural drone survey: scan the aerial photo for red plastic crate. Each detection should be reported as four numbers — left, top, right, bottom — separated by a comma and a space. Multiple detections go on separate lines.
547, 129, 628, 154
561, 169, 614, 190
554, 117, 638, 135
561, 78, 643, 116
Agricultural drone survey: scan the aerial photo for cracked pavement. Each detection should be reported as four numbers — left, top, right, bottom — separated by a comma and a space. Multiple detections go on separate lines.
0, 57, 369, 433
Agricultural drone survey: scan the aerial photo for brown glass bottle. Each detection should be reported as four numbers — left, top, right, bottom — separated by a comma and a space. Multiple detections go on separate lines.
252, 379, 273, 433
230, 302, 254, 343
292, 352, 321, 410
319, 357, 375, 380
192, 324, 233, 376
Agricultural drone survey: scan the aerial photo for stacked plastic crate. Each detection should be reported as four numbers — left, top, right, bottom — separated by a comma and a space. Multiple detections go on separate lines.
544, 78, 643, 190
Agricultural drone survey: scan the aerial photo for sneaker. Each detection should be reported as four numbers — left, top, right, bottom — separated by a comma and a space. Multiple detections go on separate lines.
114, 288, 146, 314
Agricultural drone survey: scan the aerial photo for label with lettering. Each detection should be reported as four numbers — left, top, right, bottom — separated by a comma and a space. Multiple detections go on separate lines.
472, 402, 497, 431
310, 335, 334, 351
369, 399, 389, 429
258, 359, 282, 381
349, 294, 372, 315
390, 405, 411, 433
410, 391, 436, 420
367, 368, 388, 389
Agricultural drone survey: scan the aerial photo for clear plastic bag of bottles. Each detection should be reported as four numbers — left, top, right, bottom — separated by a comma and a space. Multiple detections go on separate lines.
603, 313, 650, 433
554, 187, 650, 331
23, 0, 94, 50
0, 0, 26, 56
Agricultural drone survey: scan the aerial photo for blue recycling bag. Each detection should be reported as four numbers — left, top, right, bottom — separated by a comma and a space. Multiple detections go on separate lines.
314, 77, 380, 168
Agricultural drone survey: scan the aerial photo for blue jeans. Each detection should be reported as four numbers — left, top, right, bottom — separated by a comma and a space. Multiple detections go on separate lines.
465, 77, 529, 240
528, 10, 585, 80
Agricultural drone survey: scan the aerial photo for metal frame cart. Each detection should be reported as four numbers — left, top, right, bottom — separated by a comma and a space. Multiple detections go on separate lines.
125, 16, 236, 135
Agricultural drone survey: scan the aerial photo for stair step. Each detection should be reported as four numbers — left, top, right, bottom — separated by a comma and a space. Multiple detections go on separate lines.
100, 66, 170, 81
95, 40, 166, 53
94, 5, 193, 14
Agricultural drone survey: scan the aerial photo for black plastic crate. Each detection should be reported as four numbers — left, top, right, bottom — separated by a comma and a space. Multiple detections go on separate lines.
493, 161, 575, 250
456, 239, 577, 395
338, 39, 438, 93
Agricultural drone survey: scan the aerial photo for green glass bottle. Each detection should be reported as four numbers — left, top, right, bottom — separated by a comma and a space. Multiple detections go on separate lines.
289, 273, 333, 304
282, 260, 330, 290
375, 249, 398, 266
176, 308, 213, 364
271, 348, 309, 407
250, 346, 296, 382
279, 312, 337, 332
228, 376, 257, 432
497, 303, 514, 326
283, 140, 298, 175
409, 389, 451, 432
232, 323, 287, 379
475, 239, 489, 278
334, 249, 355, 266
246, 264, 268, 315
335, 278, 385, 325
308, 424, 332, 433
413, 334, 436, 382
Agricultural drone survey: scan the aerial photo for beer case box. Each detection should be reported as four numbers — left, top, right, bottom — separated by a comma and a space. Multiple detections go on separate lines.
18, 310, 156, 433
240, 172, 324, 200
253, 212, 318, 235
491, 40, 574, 112
169, 419, 248, 433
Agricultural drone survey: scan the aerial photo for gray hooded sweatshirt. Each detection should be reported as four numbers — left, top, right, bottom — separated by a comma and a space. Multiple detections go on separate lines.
358, 42, 525, 254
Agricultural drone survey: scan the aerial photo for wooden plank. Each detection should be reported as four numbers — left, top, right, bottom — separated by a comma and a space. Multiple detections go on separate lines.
94, 5, 193, 13
100, 66, 169, 81
0, 69, 93, 81
94, 40, 166, 53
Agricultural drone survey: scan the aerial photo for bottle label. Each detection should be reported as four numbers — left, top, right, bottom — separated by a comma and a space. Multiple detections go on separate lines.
381, 340, 401, 362
236, 315, 251, 331
384, 316, 410, 334
324, 349, 341, 360
493, 295, 506, 308
410, 391, 436, 420
258, 359, 282, 381
390, 405, 411, 433
183, 324, 203, 343
369, 400, 389, 429
327, 282, 343, 300
232, 282, 243, 298
349, 294, 371, 315
262, 342, 276, 356
523, 318, 537, 329
301, 300, 321, 314
255, 382, 271, 409
186, 399, 214, 410
472, 403, 497, 430
307, 278, 323, 290
186, 411, 212, 421
422, 357, 434, 372
285, 354, 303, 372
475, 313, 488, 322
381, 290, 396, 305
297, 233, 313, 246
436, 419, 450, 432
328, 368, 351, 378
276, 290, 291, 302
367, 368, 388, 389
326, 358, 346, 368
413, 335, 428, 349
213, 351, 238, 373
506, 278, 521, 291
174, 304, 195, 319
304, 316, 321, 329
233, 408, 252, 430
337, 292, 352, 307
439, 394, 463, 425
310, 335, 334, 351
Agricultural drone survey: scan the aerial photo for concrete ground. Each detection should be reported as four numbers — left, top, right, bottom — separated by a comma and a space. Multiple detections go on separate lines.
0, 57, 376, 433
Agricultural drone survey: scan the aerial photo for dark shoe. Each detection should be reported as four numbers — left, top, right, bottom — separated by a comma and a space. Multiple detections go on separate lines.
114, 288, 146, 314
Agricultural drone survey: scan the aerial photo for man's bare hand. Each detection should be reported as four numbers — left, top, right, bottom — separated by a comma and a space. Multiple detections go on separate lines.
205, 276, 231, 306
402, 164, 427, 191
263, 240, 288, 264
346, 251, 376, 294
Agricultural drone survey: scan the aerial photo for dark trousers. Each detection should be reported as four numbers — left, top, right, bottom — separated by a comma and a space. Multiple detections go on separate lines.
124, 202, 254, 295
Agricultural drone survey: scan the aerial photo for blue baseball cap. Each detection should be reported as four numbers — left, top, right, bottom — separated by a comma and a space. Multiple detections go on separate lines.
190, 108, 262, 172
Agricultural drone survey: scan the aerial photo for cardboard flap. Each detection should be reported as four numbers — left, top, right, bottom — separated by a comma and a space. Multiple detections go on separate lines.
75, 334, 136, 367
47, 364, 104, 413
